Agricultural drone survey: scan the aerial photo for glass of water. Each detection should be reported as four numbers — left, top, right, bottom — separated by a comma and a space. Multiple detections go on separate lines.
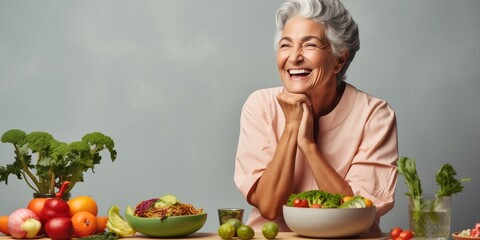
408, 194, 451, 240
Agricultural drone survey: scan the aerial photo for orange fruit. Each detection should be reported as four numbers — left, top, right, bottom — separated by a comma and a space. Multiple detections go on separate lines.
71, 211, 98, 237
342, 196, 353, 203
27, 198, 49, 217
68, 196, 98, 217
364, 198, 373, 207
0, 216, 10, 235
96, 216, 108, 233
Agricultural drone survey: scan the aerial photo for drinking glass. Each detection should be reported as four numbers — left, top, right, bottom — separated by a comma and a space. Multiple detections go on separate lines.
408, 194, 451, 240
217, 208, 244, 225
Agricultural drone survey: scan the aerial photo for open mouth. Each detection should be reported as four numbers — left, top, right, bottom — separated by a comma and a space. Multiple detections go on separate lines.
288, 69, 312, 78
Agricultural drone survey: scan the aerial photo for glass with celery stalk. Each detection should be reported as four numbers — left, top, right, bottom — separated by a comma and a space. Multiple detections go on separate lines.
397, 157, 470, 240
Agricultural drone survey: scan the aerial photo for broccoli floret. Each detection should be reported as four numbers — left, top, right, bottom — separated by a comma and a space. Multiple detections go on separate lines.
287, 190, 343, 207
69, 141, 91, 153
82, 132, 114, 149
24, 131, 54, 152
1, 129, 27, 145
322, 194, 343, 208
82, 132, 117, 160
50, 140, 71, 160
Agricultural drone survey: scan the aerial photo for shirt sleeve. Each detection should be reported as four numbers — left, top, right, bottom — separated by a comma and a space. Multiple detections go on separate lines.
345, 100, 398, 217
234, 91, 277, 199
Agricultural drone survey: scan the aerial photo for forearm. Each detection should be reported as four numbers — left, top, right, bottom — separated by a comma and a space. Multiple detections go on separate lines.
249, 125, 298, 220
300, 142, 354, 196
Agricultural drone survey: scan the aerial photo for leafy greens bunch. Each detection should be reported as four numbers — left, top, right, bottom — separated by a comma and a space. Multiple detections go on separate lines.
0, 129, 117, 195
287, 190, 343, 208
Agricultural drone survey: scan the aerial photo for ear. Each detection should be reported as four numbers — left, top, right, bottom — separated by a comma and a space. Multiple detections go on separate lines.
334, 50, 349, 74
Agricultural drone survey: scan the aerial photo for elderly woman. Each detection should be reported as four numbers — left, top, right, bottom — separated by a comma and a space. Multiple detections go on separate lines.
234, 0, 398, 233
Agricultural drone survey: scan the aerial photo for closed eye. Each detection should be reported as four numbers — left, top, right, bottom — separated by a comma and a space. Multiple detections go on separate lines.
303, 43, 319, 49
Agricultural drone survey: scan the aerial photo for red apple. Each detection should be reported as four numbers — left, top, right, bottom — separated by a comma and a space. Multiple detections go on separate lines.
45, 217, 73, 240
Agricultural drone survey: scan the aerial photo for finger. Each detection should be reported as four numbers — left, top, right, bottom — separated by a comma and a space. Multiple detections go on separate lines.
302, 103, 310, 117
302, 96, 312, 107
279, 92, 308, 104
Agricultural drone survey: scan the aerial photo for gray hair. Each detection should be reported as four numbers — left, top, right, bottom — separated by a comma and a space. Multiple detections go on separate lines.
275, 0, 360, 82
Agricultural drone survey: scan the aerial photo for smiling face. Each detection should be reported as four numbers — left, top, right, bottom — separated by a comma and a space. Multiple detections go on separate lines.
277, 16, 345, 96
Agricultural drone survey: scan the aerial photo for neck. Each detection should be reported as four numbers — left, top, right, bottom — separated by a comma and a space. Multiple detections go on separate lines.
310, 81, 345, 119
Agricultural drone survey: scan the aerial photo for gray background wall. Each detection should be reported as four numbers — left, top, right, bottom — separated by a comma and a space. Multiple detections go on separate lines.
1, 0, 479, 234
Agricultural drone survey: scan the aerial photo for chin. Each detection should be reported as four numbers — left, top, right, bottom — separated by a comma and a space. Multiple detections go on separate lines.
283, 84, 308, 94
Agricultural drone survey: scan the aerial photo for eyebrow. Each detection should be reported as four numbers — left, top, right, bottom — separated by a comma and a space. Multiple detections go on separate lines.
279, 36, 324, 43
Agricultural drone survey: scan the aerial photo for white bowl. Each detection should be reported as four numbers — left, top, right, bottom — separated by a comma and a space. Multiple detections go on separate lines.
283, 205, 376, 238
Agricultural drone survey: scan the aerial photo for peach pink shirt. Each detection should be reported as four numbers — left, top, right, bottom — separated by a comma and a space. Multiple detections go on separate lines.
234, 83, 398, 232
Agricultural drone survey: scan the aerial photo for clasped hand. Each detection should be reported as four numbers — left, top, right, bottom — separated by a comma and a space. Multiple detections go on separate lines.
276, 89, 315, 149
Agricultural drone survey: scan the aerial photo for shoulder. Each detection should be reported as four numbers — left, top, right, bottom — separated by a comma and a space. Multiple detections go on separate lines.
246, 87, 283, 102
347, 86, 397, 136
243, 87, 283, 109
349, 84, 396, 119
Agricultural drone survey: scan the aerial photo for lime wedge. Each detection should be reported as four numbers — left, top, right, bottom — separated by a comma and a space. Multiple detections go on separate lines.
106, 205, 136, 237
126, 206, 134, 215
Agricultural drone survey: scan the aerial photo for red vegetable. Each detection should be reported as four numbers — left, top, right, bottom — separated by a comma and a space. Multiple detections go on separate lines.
45, 217, 73, 240
390, 227, 403, 238
310, 203, 321, 208
399, 230, 414, 240
39, 182, 71, 224
133, 198, 157, 216
471, 229, 479, 237
292, 199, 309, 208
40, 199, 71, 223
390, 227, 414, 240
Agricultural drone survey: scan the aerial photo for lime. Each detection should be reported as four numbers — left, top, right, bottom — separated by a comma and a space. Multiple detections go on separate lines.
218, 223, 236, 239
237, 224, 255, 240
225, 218, 242, 229
262, 221, 279, 239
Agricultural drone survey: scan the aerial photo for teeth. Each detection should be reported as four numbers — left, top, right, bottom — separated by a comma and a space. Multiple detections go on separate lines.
289, 69, 311, 75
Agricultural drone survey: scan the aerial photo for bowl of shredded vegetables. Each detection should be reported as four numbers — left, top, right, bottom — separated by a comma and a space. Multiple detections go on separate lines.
283, 190, 376, 238
125, 194, 207, 237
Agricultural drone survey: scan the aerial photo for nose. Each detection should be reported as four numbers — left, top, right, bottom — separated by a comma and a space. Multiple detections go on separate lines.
288, 47, 304, 63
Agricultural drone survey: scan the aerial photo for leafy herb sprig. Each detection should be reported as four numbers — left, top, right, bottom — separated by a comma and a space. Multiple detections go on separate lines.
397, 157, 423, 198
436, 163, 470, 197
80, 231, 119, 240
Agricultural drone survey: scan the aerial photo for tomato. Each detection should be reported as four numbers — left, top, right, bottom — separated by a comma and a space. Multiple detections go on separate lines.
0, 216, 10, 235
27, 198, 49, 218
394, 238, 404, 240
68, 196, 98, 217
390, 227, 403, 238
44, 217, 73, 240
96, 216, 108, 233
71, 211, 98, 237
310, 203, 321, 208
399, 230, 414, 240
293, 199, 309, 208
